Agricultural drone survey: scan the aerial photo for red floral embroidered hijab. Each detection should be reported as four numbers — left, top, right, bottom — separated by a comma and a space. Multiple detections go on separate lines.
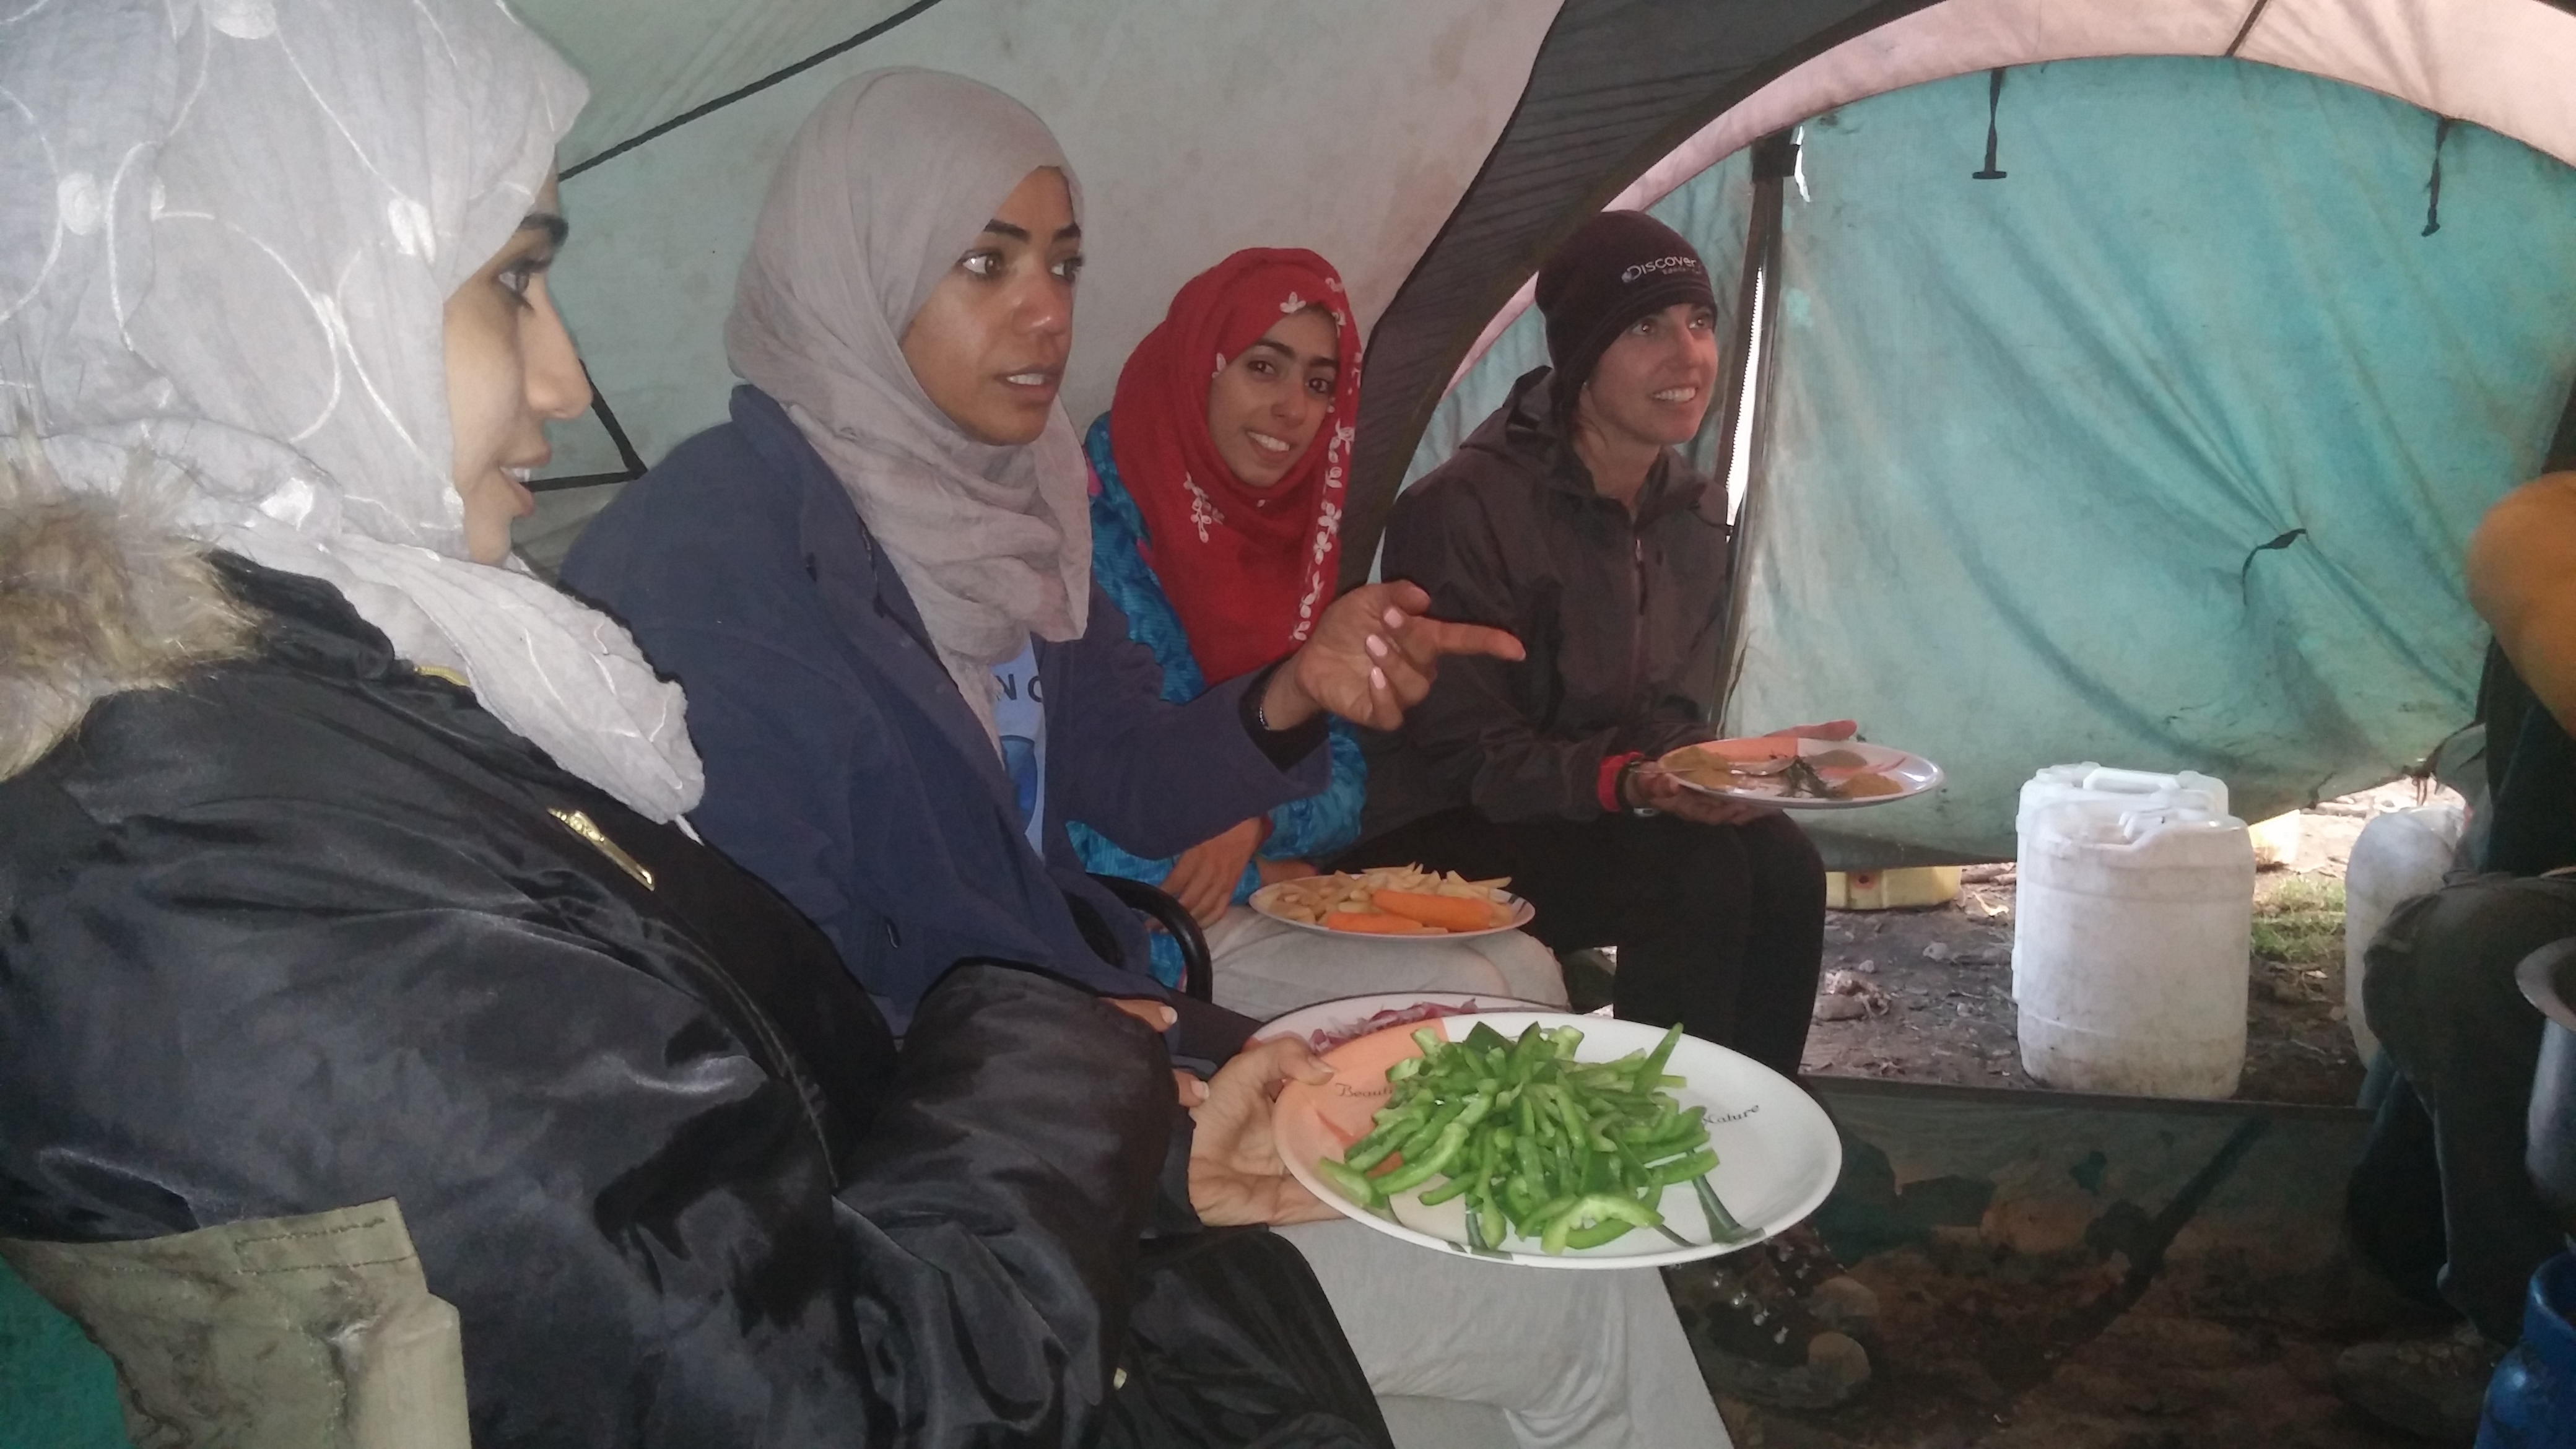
1108, 248, 1360, 684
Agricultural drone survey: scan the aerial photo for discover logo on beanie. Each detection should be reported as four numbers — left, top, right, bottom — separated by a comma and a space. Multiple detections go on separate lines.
1536, 211, 1718, 411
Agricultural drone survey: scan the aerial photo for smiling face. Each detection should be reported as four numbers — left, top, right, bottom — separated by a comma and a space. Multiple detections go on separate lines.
441, 176, 591, 564
1577, 300, 1720, 451
1204, 305, 1339, 489
899, 167, 1082, 445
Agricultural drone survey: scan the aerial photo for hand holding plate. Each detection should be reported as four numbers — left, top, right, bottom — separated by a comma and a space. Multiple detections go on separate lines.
1190, 1036, 1342, 1227
1626, 764, 1780, 826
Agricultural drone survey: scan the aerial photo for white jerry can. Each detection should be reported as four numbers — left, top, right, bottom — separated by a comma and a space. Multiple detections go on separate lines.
2012, 798, 2255, 1099
2341, 803, 2468, 1062
2014, 762, 2230, 838
2011, 764, 2230, 1001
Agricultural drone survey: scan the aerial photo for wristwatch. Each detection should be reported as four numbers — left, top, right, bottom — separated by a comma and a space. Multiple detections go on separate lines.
1615, 757, 1661, 817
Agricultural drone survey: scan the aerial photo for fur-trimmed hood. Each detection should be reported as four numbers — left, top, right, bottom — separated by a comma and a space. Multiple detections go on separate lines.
0, 444, 253, 782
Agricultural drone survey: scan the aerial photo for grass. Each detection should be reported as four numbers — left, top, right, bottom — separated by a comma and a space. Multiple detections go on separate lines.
2251, 876, 2345, 966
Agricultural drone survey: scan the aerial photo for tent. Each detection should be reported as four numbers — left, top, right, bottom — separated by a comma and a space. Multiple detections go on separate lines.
12, 7, 2576, 1443
512, 0, 1568, 490
515, 0, 2576, 864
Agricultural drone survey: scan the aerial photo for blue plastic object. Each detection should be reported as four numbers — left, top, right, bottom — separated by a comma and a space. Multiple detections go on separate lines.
2478, 1251, 2576, 1448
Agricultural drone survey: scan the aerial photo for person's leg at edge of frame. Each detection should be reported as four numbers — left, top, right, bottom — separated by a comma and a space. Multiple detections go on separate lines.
2370, 877, 2576, 1339
2333, 874, 2576, 1441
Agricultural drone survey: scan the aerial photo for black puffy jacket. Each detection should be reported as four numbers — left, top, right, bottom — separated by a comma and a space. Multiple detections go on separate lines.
1361, 367, 1734, 835
0, 554, 1381, 1447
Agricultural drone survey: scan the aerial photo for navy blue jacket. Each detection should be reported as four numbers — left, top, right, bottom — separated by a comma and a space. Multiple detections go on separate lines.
562, 388, 1327, 1027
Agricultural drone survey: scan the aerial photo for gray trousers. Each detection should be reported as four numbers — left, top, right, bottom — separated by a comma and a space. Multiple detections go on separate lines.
2360, 874, 2576, 1341
1278, 1221, 1729, 1449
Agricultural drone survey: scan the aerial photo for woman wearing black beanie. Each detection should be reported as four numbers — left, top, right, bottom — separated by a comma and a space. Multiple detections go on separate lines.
1343, 209, 1874, 1409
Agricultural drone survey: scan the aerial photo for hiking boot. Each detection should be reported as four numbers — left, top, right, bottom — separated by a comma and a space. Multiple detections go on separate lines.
1664, 1249, 1872, 1410
2332, 1323, 2505, 1442
1760, 1224, 1881, 1340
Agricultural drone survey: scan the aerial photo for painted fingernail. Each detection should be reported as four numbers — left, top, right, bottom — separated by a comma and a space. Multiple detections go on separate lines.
1365, 634, 1388, 659
1370, 666, 1388, 690
1382, 607, 1406, 629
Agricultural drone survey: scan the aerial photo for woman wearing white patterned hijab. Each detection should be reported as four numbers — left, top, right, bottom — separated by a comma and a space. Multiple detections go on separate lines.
0, 6, 1419, 1444
0, 0, 700, 820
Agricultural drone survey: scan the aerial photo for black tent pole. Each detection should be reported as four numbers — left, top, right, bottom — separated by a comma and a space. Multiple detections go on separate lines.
1711, 129, 1799, 730
528, 365, 648, 494
2546, 376, 2576, 474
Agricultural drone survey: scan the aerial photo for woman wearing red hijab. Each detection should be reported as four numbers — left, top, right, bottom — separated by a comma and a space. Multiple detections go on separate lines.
1069, 250, 1565, 1017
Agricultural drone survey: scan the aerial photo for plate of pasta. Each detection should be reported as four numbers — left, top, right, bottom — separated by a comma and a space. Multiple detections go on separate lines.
1250, 865, 1534, 941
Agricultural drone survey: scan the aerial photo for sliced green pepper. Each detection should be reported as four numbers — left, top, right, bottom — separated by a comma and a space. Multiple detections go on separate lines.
1648, 1147, 1721, 1186
1316, 1157, 1383, 1209
1373, 1121, 1469, 1194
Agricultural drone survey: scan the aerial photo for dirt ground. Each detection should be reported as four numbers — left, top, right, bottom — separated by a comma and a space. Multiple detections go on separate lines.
1713, 1240, 2440, 1449
1795, 780, 2464, 1107
1686, 781, 2475, 1447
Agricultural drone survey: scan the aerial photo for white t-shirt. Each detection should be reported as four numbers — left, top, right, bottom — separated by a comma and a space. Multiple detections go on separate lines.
990, 639, 1047, 853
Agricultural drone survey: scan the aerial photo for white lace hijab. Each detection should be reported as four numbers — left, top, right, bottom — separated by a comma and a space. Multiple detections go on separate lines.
0, 0, 702, 821
728, 69, 1092, 747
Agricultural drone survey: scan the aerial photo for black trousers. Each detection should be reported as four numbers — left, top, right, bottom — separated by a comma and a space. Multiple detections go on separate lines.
1338, 809, 1826, 1077
2351, 874, 2576, 1342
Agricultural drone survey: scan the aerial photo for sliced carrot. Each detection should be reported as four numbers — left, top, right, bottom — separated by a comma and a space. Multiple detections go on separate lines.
1372, 890, 1503, 932
1700, 736, 1796, 763
1324, 910, 1437, 935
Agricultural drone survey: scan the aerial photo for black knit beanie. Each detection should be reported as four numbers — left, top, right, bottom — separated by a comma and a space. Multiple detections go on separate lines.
1535, 211, 1718, 414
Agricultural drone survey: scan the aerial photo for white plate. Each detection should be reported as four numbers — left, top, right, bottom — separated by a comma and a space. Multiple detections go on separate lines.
1255, 991, 1559, 1054
1248, 881, 1537, 941
1658, 737, 1944, 811
1272, 1011, 1842, 1269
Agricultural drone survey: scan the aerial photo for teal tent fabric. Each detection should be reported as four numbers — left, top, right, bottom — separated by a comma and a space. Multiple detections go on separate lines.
1411, 57, 2576, 864
0, 1258, 128, 1449
1734, 58, 2576, 862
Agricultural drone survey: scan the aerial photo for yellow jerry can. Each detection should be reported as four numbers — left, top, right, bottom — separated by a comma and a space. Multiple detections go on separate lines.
1827, 866, 1962, 911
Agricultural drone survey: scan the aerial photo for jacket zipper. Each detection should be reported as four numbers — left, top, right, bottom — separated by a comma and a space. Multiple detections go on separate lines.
1630, 529, 1650, 709
550, 808, 655, 890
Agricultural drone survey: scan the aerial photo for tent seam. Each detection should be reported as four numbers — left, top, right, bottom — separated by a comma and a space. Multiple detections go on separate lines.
560, 0, 951, 179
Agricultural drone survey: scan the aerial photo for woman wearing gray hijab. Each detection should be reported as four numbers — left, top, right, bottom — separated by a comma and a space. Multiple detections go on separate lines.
0, 7, 1392, 1445
564, 69, 1732, 1449
567, 67, 1522, 1030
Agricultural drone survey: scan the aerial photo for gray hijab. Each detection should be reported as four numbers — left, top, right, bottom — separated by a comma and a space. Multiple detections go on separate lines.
728, 68, 1091, 746
0, 0, 702, 821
